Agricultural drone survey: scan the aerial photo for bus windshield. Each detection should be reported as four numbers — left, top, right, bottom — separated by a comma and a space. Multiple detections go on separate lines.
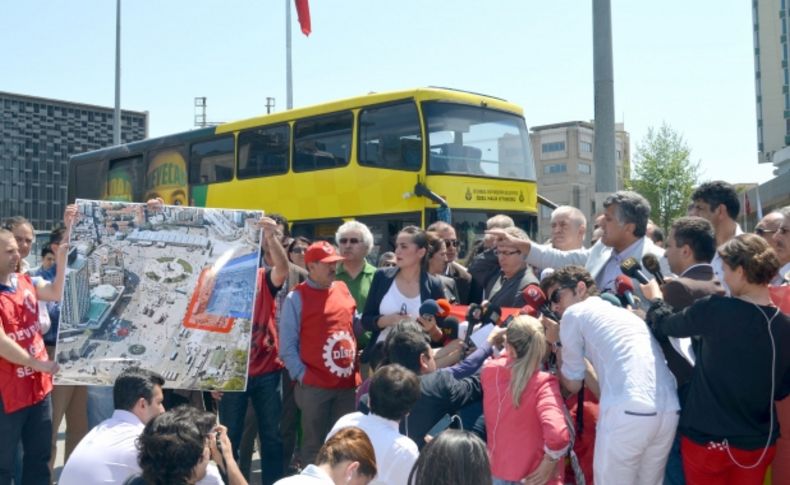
424, 102, 535, 181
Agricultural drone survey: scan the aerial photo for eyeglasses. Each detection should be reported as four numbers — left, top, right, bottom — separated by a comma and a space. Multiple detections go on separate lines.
550, 285, 574, 304
444, 239, 460, 248
339, 238, 360, 245
494, 249, 521, 257
290, 247, 306, 254
755, 227, 778, 236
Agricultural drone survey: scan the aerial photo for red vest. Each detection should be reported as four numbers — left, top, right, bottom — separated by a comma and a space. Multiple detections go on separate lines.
296, 281, 359, 389
0, 274, 52, 413
248, 269, 284, 377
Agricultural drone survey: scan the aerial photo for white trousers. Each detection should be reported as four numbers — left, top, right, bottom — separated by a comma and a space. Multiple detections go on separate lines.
593, 405, 679, 485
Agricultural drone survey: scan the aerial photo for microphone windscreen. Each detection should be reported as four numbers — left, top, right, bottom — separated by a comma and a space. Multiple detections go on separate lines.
620, 257, 649, 284
522, 284, 547, 308
642, 253, 662, 274
519, 305, 539, 317
419, 299, 440, 316
600, 292, 623, 307
440, 316, 460, 340
436, 298, 452, 318
614, 274, 635, 296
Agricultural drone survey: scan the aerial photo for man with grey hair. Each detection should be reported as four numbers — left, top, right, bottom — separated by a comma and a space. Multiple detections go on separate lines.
335, 221, 377, 313
482, 226, 538, 307
468, 214, 516, 304
550, 205, 587, 251
426, 221, 472, 303
491, 191, 668, 308
770, 207, 790, 285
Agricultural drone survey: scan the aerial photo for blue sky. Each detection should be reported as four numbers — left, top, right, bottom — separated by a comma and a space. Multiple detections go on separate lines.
3, 0, 774, 184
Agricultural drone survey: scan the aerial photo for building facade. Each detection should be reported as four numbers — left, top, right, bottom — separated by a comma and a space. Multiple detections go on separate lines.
0, 91, 148, 230
753, 0, 790, 174
530, 121, 630, 243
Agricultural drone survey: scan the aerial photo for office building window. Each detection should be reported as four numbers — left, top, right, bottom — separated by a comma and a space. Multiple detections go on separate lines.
580, 141, 593, 153
578, 163, 591, 174
540, 205, 553, 219
542, 141, 565, 153
543, 163, 567, 174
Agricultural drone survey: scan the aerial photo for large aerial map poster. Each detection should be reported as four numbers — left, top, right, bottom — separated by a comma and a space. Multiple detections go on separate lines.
54, 200, 263, 390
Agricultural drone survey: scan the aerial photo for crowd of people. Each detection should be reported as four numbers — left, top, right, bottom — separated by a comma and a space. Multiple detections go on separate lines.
2, 180, 790, 485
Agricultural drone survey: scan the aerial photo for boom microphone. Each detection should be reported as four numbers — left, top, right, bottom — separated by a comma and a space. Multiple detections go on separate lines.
641, 254, 665, 286
615, 274, 637, 308
620, 257, 650, 285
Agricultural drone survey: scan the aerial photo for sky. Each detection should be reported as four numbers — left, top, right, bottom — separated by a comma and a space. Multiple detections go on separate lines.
2, 0, 776, 185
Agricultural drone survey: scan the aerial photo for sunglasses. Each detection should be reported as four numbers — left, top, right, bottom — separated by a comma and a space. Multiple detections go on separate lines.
444, 239, 460, 248
494, 249, 521, 257
550, 285, 574, 304
339, 238, 360, 245
290, 247, 306, 254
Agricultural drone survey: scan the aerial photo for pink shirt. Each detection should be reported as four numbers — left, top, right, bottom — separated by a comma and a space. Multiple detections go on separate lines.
482, 357, 570, 482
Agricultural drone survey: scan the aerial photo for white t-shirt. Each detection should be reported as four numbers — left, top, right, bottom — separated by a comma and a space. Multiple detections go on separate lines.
327, 412, 418, 485
376, 281, 421, 343
59, 410, 223, 485
274, 465, 335, 485
559, 296, 679, 414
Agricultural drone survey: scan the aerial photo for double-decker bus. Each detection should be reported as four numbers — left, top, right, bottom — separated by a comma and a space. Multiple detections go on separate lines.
68, 87, 538, 261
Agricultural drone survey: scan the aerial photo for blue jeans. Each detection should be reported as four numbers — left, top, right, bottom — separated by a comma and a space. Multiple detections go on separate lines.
219, 371, 284, 485
492, 478, 521, 485
86, 386, 114, 429
0, 394, 52, 485
663, 430, 686, 485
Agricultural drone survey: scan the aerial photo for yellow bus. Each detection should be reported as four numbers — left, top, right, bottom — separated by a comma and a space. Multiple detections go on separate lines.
68, 87, 538, 261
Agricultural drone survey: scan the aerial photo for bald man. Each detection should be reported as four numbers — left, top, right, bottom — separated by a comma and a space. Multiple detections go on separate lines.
550, 206, 587, 251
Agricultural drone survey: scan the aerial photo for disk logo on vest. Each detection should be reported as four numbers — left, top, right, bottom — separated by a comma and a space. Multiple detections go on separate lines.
322, 331, 355, 378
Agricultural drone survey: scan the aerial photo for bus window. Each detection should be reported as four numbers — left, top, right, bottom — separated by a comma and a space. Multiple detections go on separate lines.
293, 112, 353, 172
238, 124, 290, 179
356, 213, 421, 264
291, 219, 345, 242
423, 102, 536, 180
147, 147, 188, 206
189, 136, 234, 185
358, 102, 422, 170
106, 156, 145, 202
71, 159, 107, 201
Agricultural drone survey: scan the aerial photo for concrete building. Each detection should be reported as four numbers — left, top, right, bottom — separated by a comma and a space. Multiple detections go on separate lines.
61, 251, 91, 327
753, 0, 790, 175
530, 121, 630, 243
0, 91, 148, 230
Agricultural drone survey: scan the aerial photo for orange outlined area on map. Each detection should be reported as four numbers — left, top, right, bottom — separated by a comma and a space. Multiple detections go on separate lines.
183, 268, 235, 333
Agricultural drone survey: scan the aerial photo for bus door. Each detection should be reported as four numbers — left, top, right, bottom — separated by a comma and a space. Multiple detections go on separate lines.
356, 212, 421, 265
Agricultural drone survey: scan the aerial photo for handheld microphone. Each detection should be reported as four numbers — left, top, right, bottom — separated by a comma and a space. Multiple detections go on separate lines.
641, 254, 665, 286
440, 316, 460, 340
519, 304, 539, 317
522, 284, 560, 321
600, 291, 623, 308
615, 274, 637, 308
464, 303, 483, 348
620, 257, 650, 285
481, 302, 502, 326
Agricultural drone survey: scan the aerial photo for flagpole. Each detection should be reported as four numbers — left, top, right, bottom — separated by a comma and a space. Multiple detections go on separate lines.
285, 0, 293, 110
113, 0, 121, 145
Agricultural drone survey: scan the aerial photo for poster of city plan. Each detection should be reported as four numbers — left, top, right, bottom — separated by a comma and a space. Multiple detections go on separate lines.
53, 199, 263, 391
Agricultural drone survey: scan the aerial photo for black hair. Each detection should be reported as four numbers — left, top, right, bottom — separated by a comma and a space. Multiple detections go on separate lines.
650, 226, 664, 244
670, 216, 716, 263
49, 226, 67, 246
113, 367, 165, 412
136, 406, 211, 485
41, 246, 54, 259
384, 320, 430, 374
603, 191, 651, 238
542, 265, 600, 297
3, 216, 33, 232
408, 430, 492, 485
267, 213, 291, 238
692, 181, 740, 220
369, 364, 421, 421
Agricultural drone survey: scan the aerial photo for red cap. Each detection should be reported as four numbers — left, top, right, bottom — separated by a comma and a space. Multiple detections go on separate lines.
436, 298, 452, 318
304, 241, 344, 265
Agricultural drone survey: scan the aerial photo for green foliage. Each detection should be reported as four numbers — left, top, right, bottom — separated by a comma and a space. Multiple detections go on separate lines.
630, 123, 700, 231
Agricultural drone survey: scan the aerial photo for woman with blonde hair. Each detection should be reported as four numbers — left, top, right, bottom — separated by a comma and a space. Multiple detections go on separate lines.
482, 316, 570, 485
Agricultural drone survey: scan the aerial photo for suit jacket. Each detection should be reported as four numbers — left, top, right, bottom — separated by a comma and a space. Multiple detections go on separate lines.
525, 237, 670, 309
659, 264, 724, 388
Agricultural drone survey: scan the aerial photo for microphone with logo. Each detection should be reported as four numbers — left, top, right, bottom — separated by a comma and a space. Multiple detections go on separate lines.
620, 257, 650, 285
641, 253, 666, 286
522, 284, 560, 321
614, 274, 639, 308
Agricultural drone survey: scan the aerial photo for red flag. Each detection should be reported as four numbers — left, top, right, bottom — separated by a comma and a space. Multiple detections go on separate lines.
744, 192, 752, 214
294, 0, 311, 36
770, 286, 790, 314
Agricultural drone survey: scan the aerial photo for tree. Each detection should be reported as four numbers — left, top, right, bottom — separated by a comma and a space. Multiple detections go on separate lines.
629, 123, 700, 232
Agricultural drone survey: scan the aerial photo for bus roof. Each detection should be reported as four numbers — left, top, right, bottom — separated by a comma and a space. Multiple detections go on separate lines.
70, 87, 523, 163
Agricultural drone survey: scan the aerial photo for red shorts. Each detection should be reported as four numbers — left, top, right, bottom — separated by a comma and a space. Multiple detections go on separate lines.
681, 436, 775, 485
